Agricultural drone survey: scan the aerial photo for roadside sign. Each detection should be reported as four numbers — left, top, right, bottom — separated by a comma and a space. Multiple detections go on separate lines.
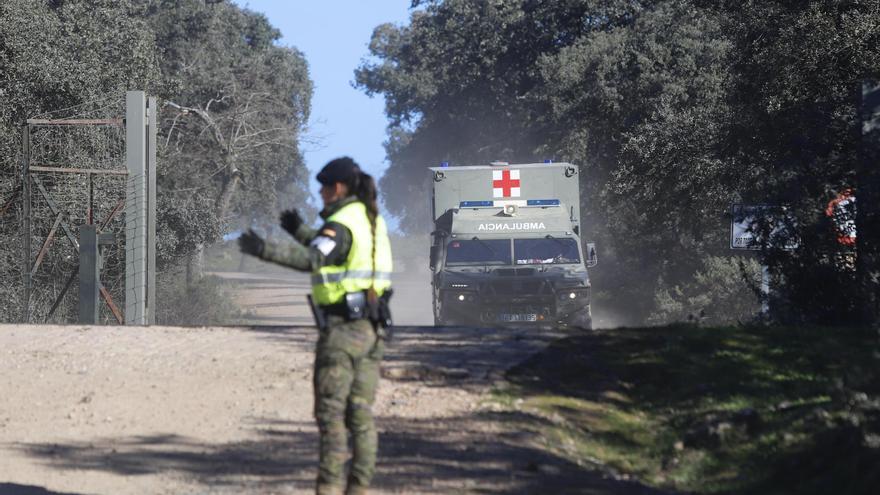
730, 204, 798, 251
825, 190, 857, 246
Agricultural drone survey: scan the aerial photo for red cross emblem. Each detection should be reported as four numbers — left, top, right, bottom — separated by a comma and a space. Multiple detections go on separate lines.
492, 169, 521, 198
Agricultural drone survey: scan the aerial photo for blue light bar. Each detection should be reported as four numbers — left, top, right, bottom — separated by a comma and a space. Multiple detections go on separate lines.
460, 200, 493, 208
543, 159, 553, 164
527, 199, 560, 206
440, 161, 449, 168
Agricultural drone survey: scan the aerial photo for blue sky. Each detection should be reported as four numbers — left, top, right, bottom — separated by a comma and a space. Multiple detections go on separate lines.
233, 1, 414, 210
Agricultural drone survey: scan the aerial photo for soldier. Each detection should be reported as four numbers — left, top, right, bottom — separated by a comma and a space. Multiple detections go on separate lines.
238, 157, 393, 495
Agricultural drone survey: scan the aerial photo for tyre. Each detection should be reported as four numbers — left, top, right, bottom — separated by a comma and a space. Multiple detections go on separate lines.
568, 308, 593, 331
575, 315, 593, 331
432, 300, 446, 327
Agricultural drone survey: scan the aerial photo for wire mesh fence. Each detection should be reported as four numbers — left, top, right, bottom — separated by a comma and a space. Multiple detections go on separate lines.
0, 163, 23, 323
16, 96, 129, 324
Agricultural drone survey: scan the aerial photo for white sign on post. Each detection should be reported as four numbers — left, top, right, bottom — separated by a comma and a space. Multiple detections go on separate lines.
730, 204, 798, 251
730, 204, 797, 316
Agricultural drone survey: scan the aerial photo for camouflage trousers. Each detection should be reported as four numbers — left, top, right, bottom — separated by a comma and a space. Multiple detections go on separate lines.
314, 315, 384, 494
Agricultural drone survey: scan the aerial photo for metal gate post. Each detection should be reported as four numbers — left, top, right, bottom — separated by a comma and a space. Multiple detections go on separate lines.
21, 124, 31, 323
146, 96, 157, 325
125, 91, 147, 325
78, 225, 100, 324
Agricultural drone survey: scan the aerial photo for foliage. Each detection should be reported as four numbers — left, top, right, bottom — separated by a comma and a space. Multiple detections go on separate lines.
0, 0, 161, 323
358, 0, 880, 326
704, 1, 879, 325
0, 0, 313, 322
539, 0, 736, 324
155, 269, 245, 326
144, 0, 312, 268
649, 256, 762, 326
501, 324, 880, 494
356, 0, 640, 232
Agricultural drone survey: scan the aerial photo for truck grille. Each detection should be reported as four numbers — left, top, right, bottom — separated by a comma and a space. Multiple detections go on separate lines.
493, 268, 537, 277
485, 279, 547, 295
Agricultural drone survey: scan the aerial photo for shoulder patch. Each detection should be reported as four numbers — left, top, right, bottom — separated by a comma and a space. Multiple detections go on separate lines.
310, 236, 337, 256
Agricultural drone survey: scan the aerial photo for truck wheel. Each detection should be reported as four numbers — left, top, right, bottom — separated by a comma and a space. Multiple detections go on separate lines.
433, 301, 446, 327
575, 316, 593, 331
568, 311, 592, 331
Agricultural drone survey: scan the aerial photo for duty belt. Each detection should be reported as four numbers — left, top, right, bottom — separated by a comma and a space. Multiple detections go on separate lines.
320, 302, 358, 319
308, 289, 394, 339
311, 270, 392, 285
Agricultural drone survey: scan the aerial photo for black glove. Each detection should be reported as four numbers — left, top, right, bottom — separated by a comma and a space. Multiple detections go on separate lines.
238, 229, 265, 257
280, 209, 304, 236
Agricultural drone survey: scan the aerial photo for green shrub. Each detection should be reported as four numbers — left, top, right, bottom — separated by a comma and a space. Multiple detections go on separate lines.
156, 269, 245, 326
649, 256, 761, 325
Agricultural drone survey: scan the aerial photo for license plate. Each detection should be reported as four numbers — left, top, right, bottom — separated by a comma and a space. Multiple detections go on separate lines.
499, 313, 537, 322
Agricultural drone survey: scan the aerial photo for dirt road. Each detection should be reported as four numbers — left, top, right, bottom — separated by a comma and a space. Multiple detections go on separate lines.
212, 264, 434, 327
0, 269, 664, 494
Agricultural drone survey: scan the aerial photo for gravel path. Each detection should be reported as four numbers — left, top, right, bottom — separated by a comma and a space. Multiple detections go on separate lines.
0, 269, 666, 494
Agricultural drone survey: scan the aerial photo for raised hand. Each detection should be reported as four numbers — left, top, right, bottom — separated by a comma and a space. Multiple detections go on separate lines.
280, 209, 304, 236
238, 229, 265, 257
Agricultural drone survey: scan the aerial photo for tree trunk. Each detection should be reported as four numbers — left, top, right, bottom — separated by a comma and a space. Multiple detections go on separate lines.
216, 167, 241, 225
188, 159, 240, 286
857, 81, 880, 325
186, 243, 204, 287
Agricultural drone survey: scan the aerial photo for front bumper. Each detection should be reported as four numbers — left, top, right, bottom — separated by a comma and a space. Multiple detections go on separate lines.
440, 286, 590, 326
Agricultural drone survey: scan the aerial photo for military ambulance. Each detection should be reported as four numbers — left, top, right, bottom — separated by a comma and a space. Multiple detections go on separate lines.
429, 162, 596, 329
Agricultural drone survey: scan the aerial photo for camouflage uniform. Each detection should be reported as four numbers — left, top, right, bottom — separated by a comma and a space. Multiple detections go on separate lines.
314, 315, 384, 494
258, 196, 386, 494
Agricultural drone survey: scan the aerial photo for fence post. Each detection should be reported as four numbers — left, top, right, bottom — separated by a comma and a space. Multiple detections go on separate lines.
21, 125, 31, 323
146, 96, 158, 325
78, 225, 99, 324
125, 91, 147, 325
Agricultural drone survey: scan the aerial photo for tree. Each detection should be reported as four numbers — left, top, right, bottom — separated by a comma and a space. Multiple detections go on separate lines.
360, 0, 880, 325
356, 0, 642, 231
358, 0, 744, 323
0, 0, 314, 322
537, 0, 736, 321
144, 0, 312, 281
706, 0, 880, 324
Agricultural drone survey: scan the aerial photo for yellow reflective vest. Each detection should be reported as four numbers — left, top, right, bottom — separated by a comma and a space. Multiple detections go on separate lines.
311, 200, 393, 305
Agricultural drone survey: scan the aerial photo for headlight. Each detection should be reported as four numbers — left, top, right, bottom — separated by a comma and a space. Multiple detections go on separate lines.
559, 290, 588, 301
447, 291, 476, 303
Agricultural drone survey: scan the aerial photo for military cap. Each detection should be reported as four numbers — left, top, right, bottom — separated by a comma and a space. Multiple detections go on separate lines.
317, 157, 361, 186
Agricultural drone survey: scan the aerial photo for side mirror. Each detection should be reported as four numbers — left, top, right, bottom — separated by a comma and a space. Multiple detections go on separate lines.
429, 245, 439, 271
586, 242, 598, 268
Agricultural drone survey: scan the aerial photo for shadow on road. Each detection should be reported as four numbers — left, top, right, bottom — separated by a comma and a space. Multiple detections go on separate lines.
238, 324, 564, 391
376, 412, 669, 494
0, 484, 86, 495
381, 325, 563, 389
10, 423, 317, 492
11, 411, 667, 494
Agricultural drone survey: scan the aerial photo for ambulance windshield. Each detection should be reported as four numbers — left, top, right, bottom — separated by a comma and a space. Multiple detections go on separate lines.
445, 239, 511, 265
514, 238, 580, 265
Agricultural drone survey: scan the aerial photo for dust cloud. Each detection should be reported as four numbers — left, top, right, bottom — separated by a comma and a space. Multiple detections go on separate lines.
389, 237, 435, 326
